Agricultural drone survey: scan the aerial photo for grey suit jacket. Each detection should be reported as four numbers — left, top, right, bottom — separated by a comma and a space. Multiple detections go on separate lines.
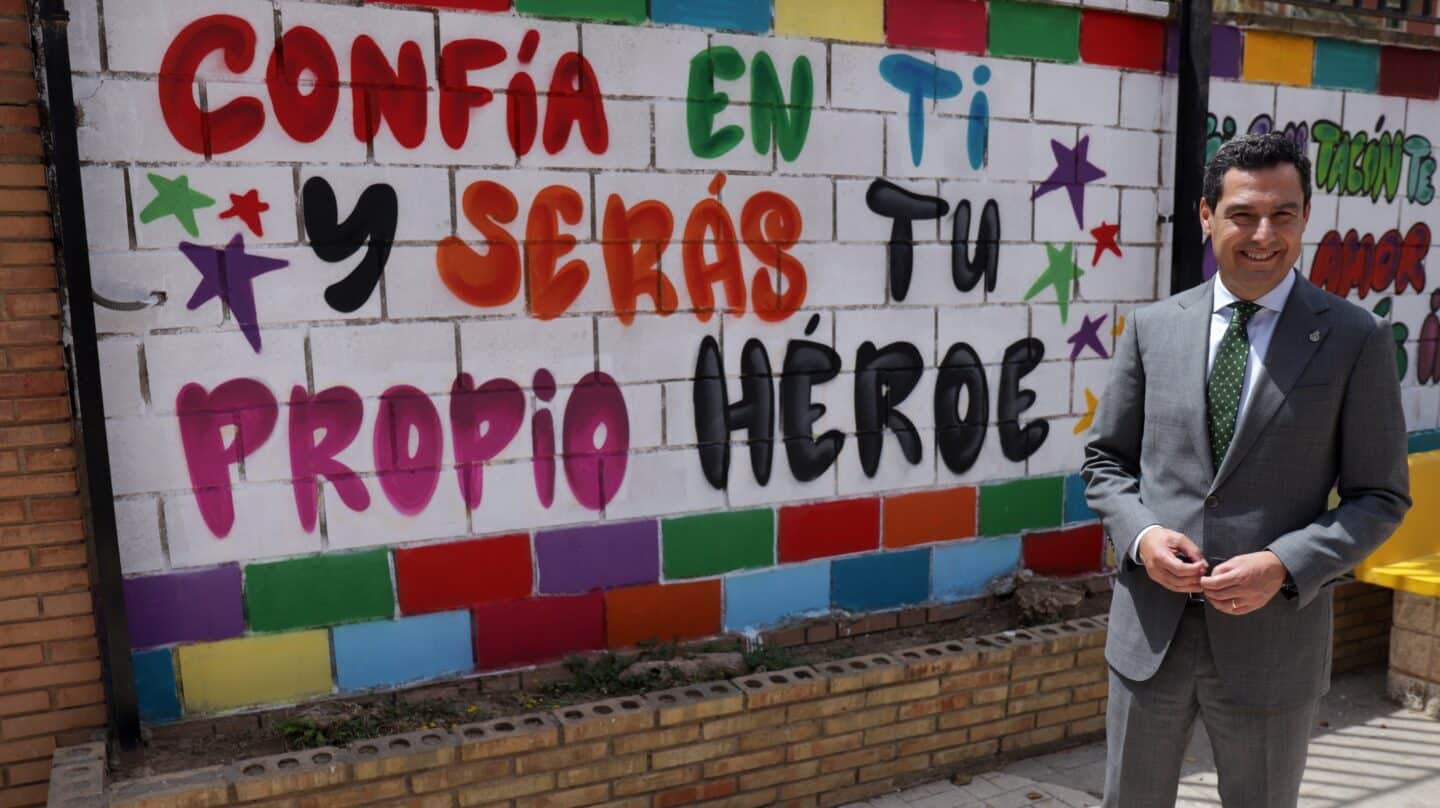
1082, 273, 1411, 708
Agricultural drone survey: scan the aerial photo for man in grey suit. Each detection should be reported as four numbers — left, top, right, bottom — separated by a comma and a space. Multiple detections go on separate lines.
1083, 133, 1411, 807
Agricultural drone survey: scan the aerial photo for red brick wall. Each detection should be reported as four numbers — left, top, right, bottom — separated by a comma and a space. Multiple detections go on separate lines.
0, 2, 106, 806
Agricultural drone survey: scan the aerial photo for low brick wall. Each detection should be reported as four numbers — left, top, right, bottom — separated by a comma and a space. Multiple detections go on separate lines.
48, 616, 1112, 808
1332, 579, 1393, 675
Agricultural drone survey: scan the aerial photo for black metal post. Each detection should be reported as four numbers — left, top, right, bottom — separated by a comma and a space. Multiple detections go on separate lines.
33, 0, 142, 752
1172, 0, 1214, 294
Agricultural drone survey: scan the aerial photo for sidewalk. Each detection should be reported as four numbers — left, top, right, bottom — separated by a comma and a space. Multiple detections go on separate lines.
843, 667, 1440, 807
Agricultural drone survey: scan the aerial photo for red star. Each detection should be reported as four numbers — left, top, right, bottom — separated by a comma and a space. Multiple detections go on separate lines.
219, 189, 270, 237
1090, 221, 1122, 266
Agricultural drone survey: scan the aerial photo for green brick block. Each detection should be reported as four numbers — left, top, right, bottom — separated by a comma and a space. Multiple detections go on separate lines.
989, 0, 1079, 63
245, 550, 395, 633
515, 0, 646, 23
979, 476, 1065, 536
1313, 39, 1379, 93
662, 509, 775, 579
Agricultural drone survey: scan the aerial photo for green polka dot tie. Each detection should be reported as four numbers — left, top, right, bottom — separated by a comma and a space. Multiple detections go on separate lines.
1207, 301, 1261, 469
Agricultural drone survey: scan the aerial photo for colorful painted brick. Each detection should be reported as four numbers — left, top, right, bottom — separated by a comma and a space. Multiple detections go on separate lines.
133, 649, 181, 724
1379, 46, 1440, 100
1313, 39, 1379, 93
395, 534, 533, 613
333, 610, 474, 692
775, 0, 884, 44
515, 0, 645, 23
778, 497, 881, 563
1410, 429, 1440, 454
1064, 473, 1098, 524
605, 580, 722, 648
662, 509, 774, 579
989, 0, 1080, 64
177, 631, 332, 714
933, 536, 1023, 601
473, 592, 606, 669
1166, 23, 1242, 79
1080, 10, 1165, 73
724, 561, 831, 632
535, 521, 658, 594
245, 550, 394, 632
650, 0, 769, 33
1022, 523, 1105, 577
883, 486, 977, 548
123, 565, 243, 649
885, 0, 986, 54
978, 476, 1064, 536
367, 0, 509, 9
831, 549, 930, 612
1242, 31, 1314, 88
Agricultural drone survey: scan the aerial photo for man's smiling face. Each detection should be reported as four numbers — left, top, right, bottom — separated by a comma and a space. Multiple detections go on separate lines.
1200, 163, 1310, 300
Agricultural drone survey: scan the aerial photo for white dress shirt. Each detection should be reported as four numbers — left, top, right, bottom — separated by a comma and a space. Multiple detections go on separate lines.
1128, 269, 1299, 564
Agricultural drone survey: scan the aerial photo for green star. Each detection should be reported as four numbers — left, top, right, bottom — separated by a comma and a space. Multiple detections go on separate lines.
138, 173, 214, 237
1024, 242, 1085, 323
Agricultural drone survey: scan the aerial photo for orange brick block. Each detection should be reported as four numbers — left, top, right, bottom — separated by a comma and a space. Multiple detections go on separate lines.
604, 580, 722, 649
883, 486, 977, 547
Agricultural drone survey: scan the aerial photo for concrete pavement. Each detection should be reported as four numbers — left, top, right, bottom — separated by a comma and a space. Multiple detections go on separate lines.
842, 667, 1440, 808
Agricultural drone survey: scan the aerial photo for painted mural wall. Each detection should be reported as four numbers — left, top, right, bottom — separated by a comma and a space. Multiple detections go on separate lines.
64, 0, 1440, 722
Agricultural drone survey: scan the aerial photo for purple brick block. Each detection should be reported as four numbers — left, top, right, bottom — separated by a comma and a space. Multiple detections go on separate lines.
535, 520, 659, 594
123, 565, 244, 649
1167, 23, 1242, 78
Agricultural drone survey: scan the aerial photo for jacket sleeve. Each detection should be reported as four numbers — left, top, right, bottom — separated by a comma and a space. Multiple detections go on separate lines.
1266, 319, 1412, 608
1082, 311, 1161, 569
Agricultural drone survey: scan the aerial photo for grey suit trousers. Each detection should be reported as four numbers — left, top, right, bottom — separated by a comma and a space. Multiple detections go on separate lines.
1102, 604, 1318, 808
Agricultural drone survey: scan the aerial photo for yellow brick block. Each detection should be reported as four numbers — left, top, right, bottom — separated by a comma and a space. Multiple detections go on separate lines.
776, 0, 883, 43
178, 631, 332, 713
1242, 31, 1314, 87
1357, 451, 1440, 595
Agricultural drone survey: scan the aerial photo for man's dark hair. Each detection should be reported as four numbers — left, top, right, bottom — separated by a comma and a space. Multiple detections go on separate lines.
1202, 133, 1312, 210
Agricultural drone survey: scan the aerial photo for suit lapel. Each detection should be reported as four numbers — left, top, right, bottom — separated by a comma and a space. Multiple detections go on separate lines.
1173, 280, 1217, 483
1209, 276, 1330, 492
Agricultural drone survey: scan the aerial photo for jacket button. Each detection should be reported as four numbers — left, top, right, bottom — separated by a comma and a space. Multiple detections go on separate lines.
1205, 495, 1219, 509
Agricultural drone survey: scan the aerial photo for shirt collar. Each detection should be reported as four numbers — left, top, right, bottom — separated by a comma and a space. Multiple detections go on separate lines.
1212, 268, 1296, 315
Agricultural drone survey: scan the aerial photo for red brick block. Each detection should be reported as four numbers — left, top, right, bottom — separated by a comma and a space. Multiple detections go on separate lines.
779, 498, 880, 563
886, 0, 986, 54
472, 592, 605, 670
1379, 46, 1440, 99
1080, 10, 1166, 72
394, 534, 533, 614
1022, 524, 1104, 577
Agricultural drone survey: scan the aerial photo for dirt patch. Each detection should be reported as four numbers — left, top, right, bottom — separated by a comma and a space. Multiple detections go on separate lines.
118, 589, 1111, 780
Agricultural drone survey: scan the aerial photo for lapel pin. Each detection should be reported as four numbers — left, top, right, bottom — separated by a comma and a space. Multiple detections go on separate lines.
1309, 330, 1321, 342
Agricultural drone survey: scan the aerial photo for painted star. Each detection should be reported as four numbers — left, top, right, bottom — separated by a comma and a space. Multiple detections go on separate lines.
1066, 313, 1110, 360
139, 173, 214, 237
1112, 315, 1126, 337
1089, 221, 1122, 266
219, 189, 270, 237
1024, 243, 1085, 323
1074, 387, 1099, 435
181, 234, 289, 353
1031, 136, 1107, 228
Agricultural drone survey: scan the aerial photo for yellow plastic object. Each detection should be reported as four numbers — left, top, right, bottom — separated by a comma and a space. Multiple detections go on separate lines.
1360, 553, 1440, 597
177, 631, 332, 713
1242, 31, 1315, 87
775, 0, 884, 43
1354, 451, 1440, 594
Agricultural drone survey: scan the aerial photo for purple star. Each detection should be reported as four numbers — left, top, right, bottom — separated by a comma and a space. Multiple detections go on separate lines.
181, 233, 289, 353
1067, 313, 1110, 361
1031, 136, 1107, 228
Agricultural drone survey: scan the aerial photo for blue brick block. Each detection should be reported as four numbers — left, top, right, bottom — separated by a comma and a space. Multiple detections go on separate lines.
133, 649, 182, 724
831, 549, 930, 612
933, 537, 1022, 601
651, 0, 769, 32
333, 610, 473, 692
1409, 429, 1440, 454
1064, 473, 1098, 524
724, 561, 831, 632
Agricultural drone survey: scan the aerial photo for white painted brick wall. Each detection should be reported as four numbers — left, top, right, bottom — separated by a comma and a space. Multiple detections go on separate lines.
106, 0, 277, 78
310, 322, 458, 400
165, 482, 322, 567
777, 109, 885, 177
1033, 64, 1120, 126
933, 53, 1033, 123
583, 23, 708, 99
